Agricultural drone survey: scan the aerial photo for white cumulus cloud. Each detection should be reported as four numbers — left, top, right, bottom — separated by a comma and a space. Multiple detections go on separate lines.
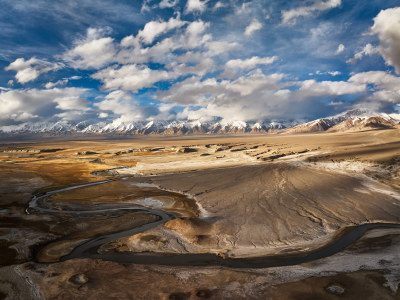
335, 43, 345, 54
184, 0, 208, 14
137, 17, 186, 44
350, 71, 400, 103
346, 43, 379, 64
0, 87, 88, 124
222, 56, 278, 78
244, 19, 263, 36
5, 57, 62, 84
95, 90, 158, 123
370, 6, 400, 74
281, 0, 342, 25
63, 28, 116, 69
92, 64, 175, 91
159, 0, 178, 9
45, 76, 82, 89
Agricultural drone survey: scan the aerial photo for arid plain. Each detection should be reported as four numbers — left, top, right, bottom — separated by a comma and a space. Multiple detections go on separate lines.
1, 127, 400, 299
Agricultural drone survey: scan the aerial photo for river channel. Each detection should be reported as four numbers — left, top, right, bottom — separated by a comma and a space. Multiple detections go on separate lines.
27, 169, 400, 269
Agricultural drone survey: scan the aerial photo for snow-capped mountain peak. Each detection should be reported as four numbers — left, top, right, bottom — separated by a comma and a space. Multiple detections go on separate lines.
1, 109, 399, 136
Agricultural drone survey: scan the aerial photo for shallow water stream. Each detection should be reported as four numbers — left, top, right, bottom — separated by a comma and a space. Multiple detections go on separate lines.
28, 170, 400, 268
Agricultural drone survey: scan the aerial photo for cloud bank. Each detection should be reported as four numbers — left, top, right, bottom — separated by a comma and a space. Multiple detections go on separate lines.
1, 1, 400, 131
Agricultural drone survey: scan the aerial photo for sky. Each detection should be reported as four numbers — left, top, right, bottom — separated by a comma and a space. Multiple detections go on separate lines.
1, 0, 400, 129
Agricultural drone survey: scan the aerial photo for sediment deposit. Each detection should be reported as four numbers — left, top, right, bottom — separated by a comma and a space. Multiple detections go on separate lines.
0, 128, 400, 299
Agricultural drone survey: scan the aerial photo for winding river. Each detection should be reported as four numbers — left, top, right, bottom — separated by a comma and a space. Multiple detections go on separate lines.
28, 168, 400, 269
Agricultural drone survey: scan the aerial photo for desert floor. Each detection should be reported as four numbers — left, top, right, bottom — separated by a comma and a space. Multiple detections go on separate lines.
0, 128, 399, 299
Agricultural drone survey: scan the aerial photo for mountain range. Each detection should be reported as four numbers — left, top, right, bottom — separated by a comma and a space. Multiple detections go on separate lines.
1, 109, 399, 137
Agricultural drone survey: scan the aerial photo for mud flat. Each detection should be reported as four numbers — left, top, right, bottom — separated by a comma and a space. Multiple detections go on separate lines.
104, 162, 400, 258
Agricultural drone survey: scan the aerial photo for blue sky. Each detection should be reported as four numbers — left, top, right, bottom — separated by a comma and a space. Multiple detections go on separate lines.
1, 0, 400, 128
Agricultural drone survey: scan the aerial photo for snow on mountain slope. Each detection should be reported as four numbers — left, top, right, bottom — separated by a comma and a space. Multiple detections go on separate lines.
1, 109, 398, 136
0, 119, 292, 135
284, 109, 400, 134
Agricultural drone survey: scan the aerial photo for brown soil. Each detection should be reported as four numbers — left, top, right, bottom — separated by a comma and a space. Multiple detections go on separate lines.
265, 271, 399, 300
0, 128, 399, 298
